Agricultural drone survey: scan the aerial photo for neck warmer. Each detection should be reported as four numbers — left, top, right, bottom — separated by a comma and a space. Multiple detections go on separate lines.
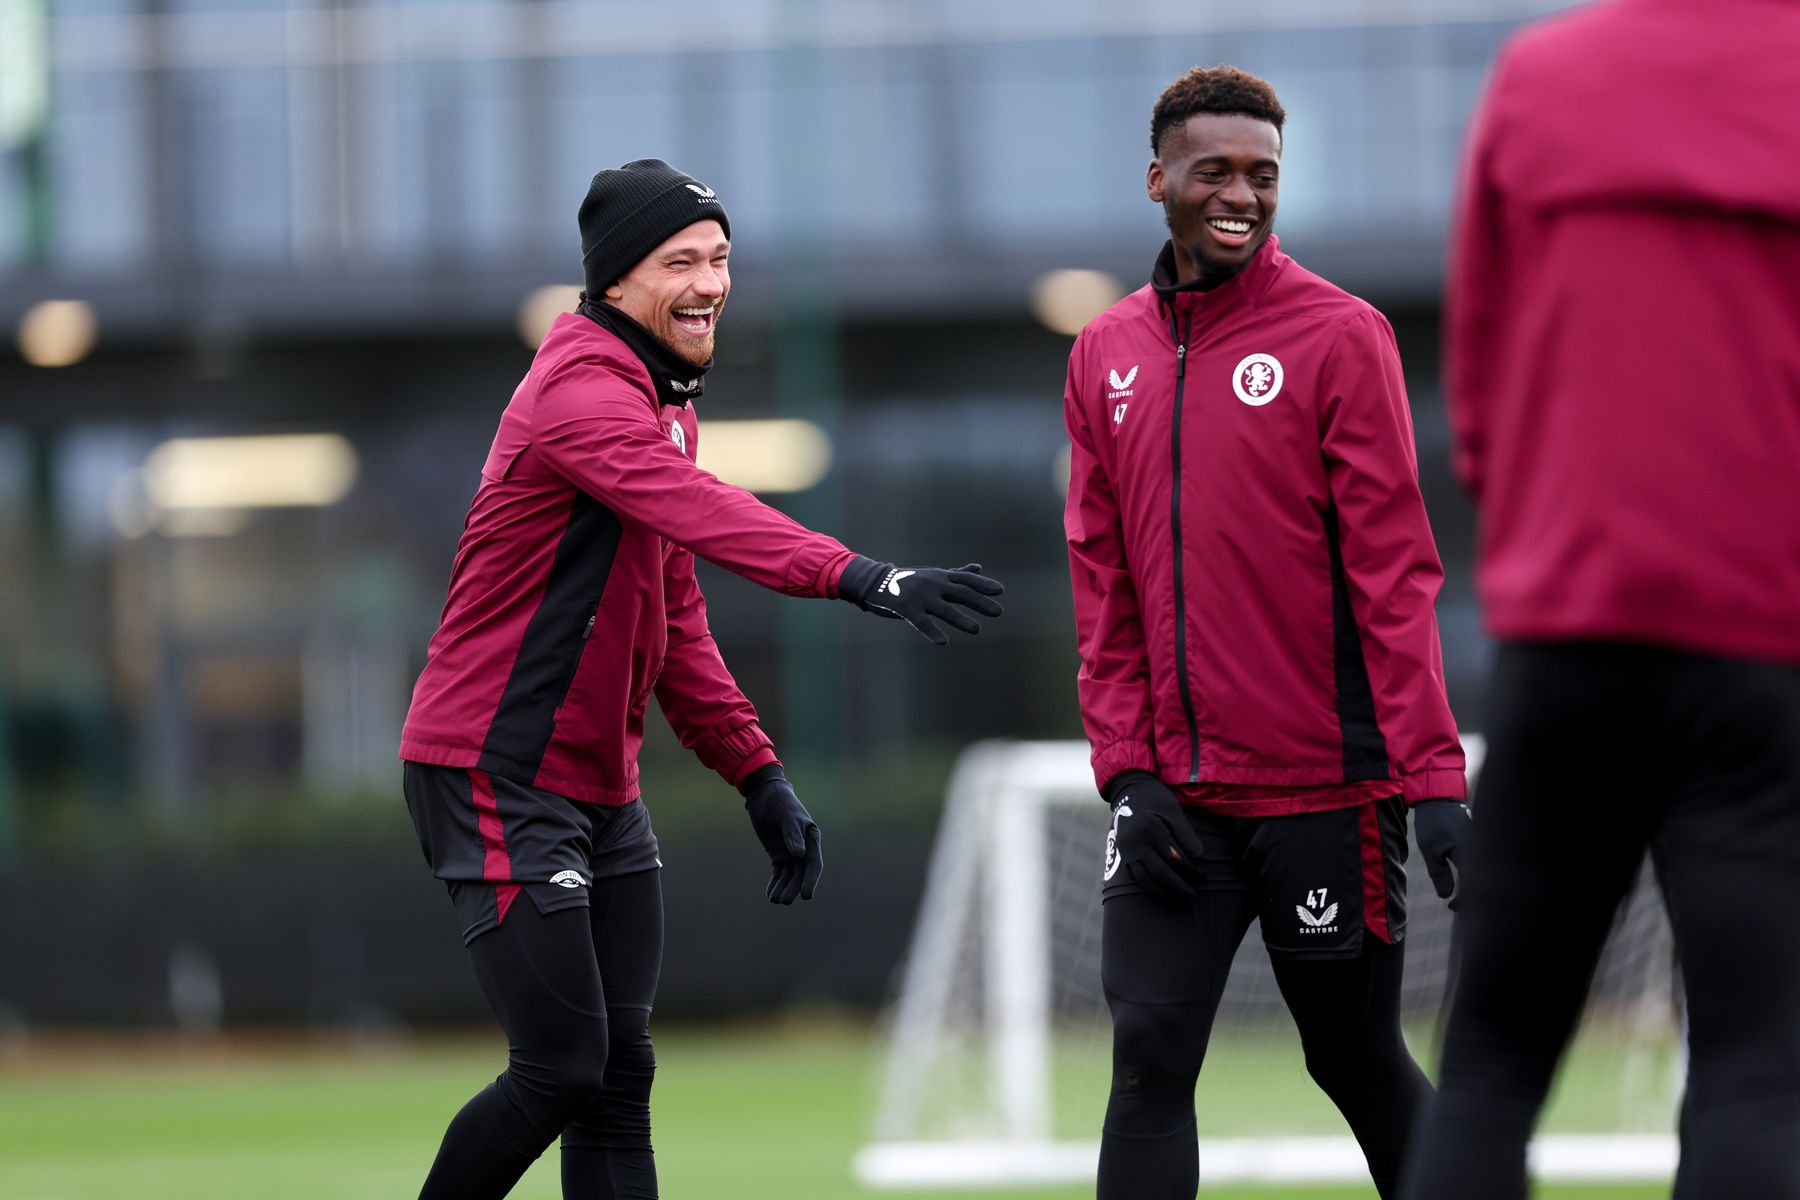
577, 295, 712, 407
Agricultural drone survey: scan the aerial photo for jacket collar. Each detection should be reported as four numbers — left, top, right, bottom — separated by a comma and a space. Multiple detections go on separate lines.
1151, 233, 1284, 320
576, 296, 711, 408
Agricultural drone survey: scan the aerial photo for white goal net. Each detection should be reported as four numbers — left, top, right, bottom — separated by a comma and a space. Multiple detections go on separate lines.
857, 738, 1682, 1189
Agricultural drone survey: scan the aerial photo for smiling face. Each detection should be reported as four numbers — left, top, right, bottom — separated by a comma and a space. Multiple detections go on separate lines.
603, 219, 730, 366
1147, 112, 1281, 288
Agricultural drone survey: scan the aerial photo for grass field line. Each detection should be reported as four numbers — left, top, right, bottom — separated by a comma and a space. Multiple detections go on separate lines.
0, 1024, 1670, 1200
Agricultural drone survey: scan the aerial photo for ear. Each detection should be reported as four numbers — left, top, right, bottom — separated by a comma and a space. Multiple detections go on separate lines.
603, 282, 624, 302
1146, 158, 1167, 205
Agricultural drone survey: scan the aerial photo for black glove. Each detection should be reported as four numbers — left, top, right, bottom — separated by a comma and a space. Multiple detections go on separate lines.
1103, 771, 1206, 905
740, 764, 823, 905
838, 555, 1004, 645
1412, 798, 1471, 911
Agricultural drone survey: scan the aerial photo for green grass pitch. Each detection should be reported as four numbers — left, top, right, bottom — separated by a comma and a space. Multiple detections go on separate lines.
0, 1024, 1667, 1199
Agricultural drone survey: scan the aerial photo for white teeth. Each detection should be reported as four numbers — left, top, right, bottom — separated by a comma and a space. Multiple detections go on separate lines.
1208, 218, 1252, 234
674, 307, 712, 317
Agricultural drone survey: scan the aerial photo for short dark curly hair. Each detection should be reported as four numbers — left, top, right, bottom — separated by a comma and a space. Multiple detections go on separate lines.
1150, 65, 1286, 156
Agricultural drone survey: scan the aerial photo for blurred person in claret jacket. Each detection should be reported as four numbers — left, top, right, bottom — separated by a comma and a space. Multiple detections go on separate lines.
1402, 3, 1800, 1198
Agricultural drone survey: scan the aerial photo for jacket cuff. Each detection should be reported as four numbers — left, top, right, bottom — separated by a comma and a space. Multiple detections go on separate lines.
736, 759, 786, 797
799, 545, 856, 599
1403, 768, 1468, 803
821, 553, 853, 599
727, 745, 781, 789
693, 720, 778, 788
1090, 739, 1157, 796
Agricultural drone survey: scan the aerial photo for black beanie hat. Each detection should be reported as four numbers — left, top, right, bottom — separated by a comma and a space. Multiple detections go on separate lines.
578, 159, 731, 296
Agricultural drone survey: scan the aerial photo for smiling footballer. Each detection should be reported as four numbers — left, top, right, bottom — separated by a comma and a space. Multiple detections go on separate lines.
1061, 67, 1469, 1199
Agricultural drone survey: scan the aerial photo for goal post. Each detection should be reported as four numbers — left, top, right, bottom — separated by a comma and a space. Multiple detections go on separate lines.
856, 737, 1682, 1189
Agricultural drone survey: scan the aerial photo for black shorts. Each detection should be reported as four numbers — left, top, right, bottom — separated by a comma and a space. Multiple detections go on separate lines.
403, 761, 662, 944
1102, 797, 1409, 959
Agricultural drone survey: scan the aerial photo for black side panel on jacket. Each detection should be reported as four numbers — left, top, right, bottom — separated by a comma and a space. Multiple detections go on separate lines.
480, 492, 624, 781
1324, 504, 1391, 781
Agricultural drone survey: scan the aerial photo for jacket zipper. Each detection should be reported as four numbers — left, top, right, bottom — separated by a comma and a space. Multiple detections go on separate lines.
549, 604, 600, 721
1168, 311, 1202, 783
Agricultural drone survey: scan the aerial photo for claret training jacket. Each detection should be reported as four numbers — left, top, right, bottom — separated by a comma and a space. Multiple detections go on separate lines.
1449, 0, 1800, 664
1065, 236, 1465, 811
401, 311, 854, 805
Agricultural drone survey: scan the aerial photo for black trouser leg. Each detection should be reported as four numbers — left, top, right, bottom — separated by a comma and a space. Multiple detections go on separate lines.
1097, 887, 1256, 1200
420, 902, 612, 1200
1401, 643, 1659, 1200
560, 869, 665, 1200
1271, 936, 1430, 1199
1653, 655, 1800, 1199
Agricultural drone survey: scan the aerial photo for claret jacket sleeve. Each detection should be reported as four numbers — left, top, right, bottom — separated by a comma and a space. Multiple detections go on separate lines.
654, 541, 780, 787
1318, 311, 1467, 802
1063, 335, 1158, 794
531, 359, 852, 598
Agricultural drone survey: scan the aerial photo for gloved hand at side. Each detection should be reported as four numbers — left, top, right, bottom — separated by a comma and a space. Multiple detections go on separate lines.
1103, 770, 1206, 905
1412, 798, 1471, 911
740, 764, 823, 905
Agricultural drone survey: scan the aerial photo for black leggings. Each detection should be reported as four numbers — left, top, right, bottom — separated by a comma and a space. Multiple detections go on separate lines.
1401, 643, 1800, 1200
418, 869, 664, 1200
1098, 888, 1430, 1199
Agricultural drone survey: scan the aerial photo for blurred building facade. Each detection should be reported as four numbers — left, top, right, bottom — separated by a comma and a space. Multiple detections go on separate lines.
0, 0, 1573, 1021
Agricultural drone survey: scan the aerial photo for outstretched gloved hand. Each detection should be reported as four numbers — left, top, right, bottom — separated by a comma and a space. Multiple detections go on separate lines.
838, 555, 1004, 645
